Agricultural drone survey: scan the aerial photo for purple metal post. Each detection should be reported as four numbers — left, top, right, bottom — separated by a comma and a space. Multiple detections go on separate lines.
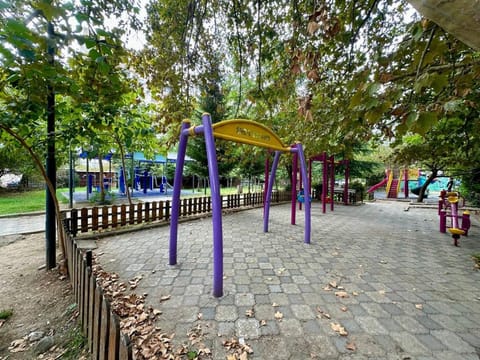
202, 114, 224, 298
308, 158, 312, 198
330, 155, 334, 212
169, 120, 191, 265
461, 211, 471, 236
264, 151, 281, 233
299, 166, 303, 211
404, 168, 409, 198
322, 152, 327, 214
296, 144, 311, 244
439, 209, 446, 233
263, 154, 270, 217
291, 146, 298, 225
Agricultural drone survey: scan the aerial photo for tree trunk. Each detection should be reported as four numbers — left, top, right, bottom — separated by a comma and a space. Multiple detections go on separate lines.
114, 135, 133, 205
417, 169, 438, 202
0, 125, 66, 269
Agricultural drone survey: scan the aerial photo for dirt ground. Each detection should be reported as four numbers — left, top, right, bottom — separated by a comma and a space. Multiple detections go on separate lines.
0, 233, 88, 360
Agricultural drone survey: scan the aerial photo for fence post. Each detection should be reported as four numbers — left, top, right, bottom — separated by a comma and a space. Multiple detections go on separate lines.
137, 203, 143, 224
92, 286, 103, 359
71, 208, 78, 236
92, 207, 99, 231
99, 299, 111, 360
81, 208, 88, 233
112, 205, 118, 228
108, 314, 121, 359
119, 332, 132, 360
145, 202, 150, 222
152, 201, 158, 221
102, 206, 109, 230
88, 270, 96, 352
121, 204, 127, 226
129, 204, 135, 225
165, 200, 170, 220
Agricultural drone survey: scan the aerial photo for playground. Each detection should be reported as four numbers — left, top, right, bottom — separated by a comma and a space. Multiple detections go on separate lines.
93, 199, 480, 359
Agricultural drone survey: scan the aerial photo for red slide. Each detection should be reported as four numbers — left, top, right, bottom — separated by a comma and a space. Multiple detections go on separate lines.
367, 177, 388, 193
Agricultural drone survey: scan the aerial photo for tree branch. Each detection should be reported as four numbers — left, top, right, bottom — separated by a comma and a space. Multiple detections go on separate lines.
388, 61, 480, 82
415, 24, 437, 81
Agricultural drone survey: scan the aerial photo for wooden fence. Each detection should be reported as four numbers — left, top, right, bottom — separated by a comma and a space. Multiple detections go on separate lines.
65, 232, 133, 359
63, 191, 290, 236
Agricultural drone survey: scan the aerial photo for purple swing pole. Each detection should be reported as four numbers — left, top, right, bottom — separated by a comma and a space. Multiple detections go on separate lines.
202, 113, 224, 298
264, 151, 281, 233
169, 120, 191, 265
291, 146, 298, 225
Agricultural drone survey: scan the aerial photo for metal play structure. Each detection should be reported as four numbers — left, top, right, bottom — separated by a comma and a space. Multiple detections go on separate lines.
169, 114, 311, 297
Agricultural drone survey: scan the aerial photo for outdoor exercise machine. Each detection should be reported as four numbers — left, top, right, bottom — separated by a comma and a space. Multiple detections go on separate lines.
438, 190, 471, 246
169, 114, 311, 297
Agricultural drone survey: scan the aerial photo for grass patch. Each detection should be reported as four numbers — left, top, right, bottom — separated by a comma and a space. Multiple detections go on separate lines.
0, 188, 69, 216
0, 309, 13, 320
61, 325, 87, 360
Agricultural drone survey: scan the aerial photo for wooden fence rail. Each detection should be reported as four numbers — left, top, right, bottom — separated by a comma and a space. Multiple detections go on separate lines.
63, 191, 290, 236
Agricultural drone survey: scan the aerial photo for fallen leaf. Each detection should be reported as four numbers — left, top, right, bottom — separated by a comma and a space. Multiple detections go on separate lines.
346, 342, 356, 351
272, 302, 279, 307
340, 306, 348, 312
227, 355, 237, 360
335, 291, 349, 298
352, 291, 359, 296
415, 304, 424, 310
0, 319, 5, 328
274, 311, 283, 320
329, 281, 338, 288
316, 307, 331, 319
323, 286, 333, 291
245, 309, 254, 317
260, 320, 267, 326
239, 351, 248, 360
159, 295, 171, 302
197, 312, 203, 320
379, 290, 386, 295
330, 322, 348, 336
8, 338, 28, 353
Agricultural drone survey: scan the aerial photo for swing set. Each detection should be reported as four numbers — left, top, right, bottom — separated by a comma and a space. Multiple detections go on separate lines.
169, 114, 311, 297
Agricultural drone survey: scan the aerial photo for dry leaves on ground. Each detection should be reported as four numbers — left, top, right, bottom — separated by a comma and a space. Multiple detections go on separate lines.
330, 322, 348, 336
223, 337, 253, 360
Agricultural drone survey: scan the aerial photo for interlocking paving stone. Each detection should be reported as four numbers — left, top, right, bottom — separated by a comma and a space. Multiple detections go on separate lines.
95, 201, 480, 358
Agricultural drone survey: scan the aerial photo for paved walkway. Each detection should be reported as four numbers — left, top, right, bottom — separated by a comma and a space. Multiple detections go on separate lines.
0, 213, 45, 236
95, 201, 480, 360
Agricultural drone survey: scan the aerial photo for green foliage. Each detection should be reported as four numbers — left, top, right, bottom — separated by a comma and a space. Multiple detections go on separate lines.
0, 308, 13, 320
61, 325, 87, 360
